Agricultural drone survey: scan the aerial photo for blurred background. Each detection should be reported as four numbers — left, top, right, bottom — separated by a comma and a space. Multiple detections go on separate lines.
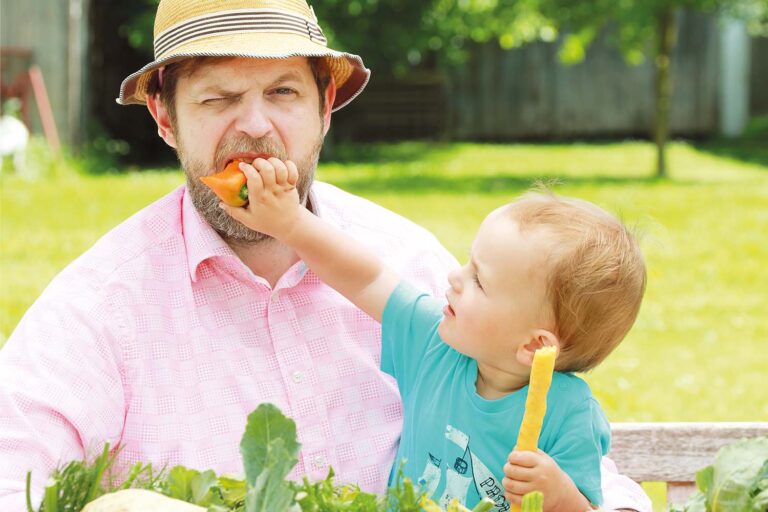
1, 1, 767, 507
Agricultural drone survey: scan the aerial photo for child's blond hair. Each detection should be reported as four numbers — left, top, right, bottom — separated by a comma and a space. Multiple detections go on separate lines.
505, 192, 646, 372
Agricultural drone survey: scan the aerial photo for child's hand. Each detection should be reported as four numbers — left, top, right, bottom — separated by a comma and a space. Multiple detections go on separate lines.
502, 450, 590, 512
221, 157, 301, 240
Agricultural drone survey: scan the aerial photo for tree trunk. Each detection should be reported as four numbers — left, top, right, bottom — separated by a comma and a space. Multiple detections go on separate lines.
653, 8, 677, 178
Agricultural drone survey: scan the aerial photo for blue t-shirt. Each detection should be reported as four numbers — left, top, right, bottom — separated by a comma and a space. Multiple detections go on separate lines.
381, 281, 610, 510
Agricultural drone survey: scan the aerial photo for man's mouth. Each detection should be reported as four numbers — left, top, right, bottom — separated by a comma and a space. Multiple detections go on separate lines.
221, 152, 273, 170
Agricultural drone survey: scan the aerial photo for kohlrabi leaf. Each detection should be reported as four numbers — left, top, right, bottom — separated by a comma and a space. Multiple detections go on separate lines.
240, 403, 300, 486
164, 466, 218, 505
240, 404, 300, 512
709, 437, 768, 511
245, 460, 296, 512
749, 459, 768, 511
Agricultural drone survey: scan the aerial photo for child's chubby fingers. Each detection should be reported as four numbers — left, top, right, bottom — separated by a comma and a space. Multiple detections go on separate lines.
503, 460, 534, 482
251, 157, 276, 187
285, 160, 299, 187
238, 161, 265, 197
501, 477, 534, 505
507, 450, 540, 468
267, 157, 289, 186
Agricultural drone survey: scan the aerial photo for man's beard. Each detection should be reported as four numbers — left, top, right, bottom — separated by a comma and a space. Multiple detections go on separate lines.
179, 133, 322, 244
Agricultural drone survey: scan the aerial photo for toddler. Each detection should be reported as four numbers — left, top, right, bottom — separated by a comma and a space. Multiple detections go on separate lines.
221, 158, 646, 512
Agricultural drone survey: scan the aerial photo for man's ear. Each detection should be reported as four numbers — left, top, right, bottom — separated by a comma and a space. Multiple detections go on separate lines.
146, 93, 177, 148
516, 330, 560, 367
321, 77, 337, 136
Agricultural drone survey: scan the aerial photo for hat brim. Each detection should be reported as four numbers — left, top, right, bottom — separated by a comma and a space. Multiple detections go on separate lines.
117, 31, 369, 112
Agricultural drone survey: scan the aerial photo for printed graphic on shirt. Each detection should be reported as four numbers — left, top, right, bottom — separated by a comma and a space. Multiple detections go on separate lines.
417, 424, 510, 512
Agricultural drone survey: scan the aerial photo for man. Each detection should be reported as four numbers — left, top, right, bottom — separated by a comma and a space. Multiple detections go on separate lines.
0, 0, 651, 510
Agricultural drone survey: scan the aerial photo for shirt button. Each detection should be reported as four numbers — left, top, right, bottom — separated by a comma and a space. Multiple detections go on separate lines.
313, 456, 325, 468
292, 371, 304, 384
270, 290, 279, 303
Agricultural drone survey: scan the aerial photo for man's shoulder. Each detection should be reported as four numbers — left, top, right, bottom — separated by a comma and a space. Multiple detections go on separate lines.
65, 186, 186, 279
313, 182, 457, 292
313, 182, 444, 249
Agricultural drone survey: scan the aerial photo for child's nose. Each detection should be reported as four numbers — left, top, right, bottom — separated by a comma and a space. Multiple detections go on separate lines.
447, 269, 462, 292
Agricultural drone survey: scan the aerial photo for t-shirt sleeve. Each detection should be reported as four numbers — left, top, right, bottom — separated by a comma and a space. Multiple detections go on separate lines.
547, 396, 611, 506
381, 280, 444, 400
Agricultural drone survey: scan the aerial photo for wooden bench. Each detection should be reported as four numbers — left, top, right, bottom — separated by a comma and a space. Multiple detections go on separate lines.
609, 422, 768, 506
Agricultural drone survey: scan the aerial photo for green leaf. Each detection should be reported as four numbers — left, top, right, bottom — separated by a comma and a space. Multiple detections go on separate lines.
695, 465, 714, 495
749, 459, 768, 511
710, 437, 768, 511
190, 470, 218, 505
245, 468, 295, 512
217, 475, 247, 507
166, 466, 200, 502
240, 404, 300, 487
682, 437, 768, 512
240, 404, 301, 512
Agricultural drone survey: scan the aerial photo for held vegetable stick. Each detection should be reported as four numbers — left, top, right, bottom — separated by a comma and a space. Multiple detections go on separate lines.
521, 491, 544, 512
510, 346, 557, 512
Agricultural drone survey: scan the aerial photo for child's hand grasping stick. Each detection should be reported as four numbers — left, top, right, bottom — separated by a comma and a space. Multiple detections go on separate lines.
509, 346, 557, 512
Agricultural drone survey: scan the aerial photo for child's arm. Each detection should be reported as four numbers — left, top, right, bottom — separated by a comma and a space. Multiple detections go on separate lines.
221, 158, 399, 322
502, 450, 592, 512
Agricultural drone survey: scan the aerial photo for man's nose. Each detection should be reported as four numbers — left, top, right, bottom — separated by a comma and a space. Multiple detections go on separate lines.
234, 98, 272, 139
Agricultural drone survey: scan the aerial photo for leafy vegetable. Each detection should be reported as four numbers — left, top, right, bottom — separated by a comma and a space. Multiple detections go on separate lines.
673, 436, 768, 512
240, 403, 300, 511
164, 466, 219, 505
27, 403, 524, 512
27, 442, 165, 512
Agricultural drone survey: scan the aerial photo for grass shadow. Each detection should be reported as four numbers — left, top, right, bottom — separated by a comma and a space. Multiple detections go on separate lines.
328, 172, 674, 195
692, 116, 768, 169
322, 141, 452, 164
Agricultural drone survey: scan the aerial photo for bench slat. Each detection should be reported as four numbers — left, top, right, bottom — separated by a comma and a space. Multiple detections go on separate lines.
609, 422, 768, 483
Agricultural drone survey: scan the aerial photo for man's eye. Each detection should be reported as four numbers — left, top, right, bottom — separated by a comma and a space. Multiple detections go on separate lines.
273, 87, 297, 96
202, 96, 235, 105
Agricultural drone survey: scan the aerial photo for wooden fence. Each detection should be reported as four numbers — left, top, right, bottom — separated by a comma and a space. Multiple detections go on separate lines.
1, 0, 88, 147
335, 11, 767, 142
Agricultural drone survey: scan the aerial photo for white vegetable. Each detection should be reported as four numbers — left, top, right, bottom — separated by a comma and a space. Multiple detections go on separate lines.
81, 489, 206, 512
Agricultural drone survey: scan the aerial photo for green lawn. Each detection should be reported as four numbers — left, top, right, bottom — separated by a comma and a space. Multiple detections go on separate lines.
2, 137, 766, 424
2, 134, 767, 510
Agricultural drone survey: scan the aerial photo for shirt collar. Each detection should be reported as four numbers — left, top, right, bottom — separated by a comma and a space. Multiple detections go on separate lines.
181, 186, 322, 283
181, 187, 236, 282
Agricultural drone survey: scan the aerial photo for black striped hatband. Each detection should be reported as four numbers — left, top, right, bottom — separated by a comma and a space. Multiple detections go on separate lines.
154, 9, 327, 58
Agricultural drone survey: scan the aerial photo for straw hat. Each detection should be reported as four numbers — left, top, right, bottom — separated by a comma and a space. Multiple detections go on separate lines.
117, 0, 370, 111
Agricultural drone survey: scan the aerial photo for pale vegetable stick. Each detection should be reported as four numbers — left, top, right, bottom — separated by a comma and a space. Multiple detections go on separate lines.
510, 346, 557, 512
521, 491, 544, 512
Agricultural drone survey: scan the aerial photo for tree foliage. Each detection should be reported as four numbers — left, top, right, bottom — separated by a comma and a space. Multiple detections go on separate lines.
121, 0, 766, 74
120, 0, 767, 176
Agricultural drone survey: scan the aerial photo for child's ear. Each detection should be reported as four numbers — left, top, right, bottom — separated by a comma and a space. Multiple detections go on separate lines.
516, 330, 560, 367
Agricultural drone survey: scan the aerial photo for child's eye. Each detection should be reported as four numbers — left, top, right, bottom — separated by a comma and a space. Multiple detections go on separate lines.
473, 275, 483, 290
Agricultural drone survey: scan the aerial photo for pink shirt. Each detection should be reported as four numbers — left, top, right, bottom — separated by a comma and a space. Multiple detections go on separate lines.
0, 183, 650, 511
